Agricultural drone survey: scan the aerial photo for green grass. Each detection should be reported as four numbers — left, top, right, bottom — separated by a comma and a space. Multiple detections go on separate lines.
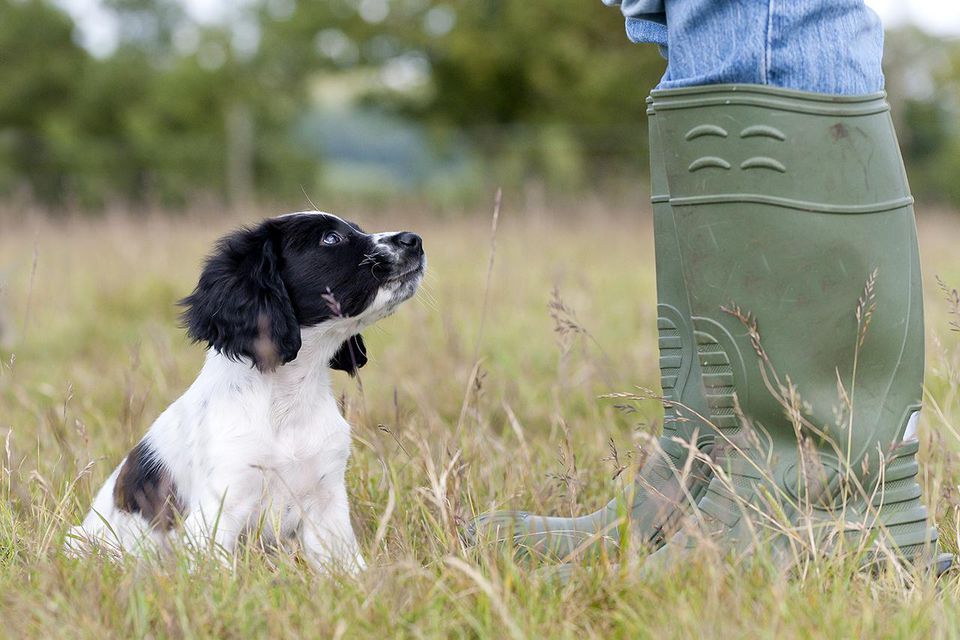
2, 202, 960, 638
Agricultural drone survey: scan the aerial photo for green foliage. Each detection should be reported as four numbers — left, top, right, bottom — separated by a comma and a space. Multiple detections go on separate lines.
0, 0, 665, 209
384, 0, 666, 189
0, 0, 86, 200
884, 27, 960, 209
0, 0, 317, 208
2, 2, 960, 210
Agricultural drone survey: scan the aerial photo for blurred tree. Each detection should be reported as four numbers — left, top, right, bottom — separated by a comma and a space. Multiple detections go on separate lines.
2, 0, 959, 211
257, 0, 666, 193
415, 1, 666, 189
0, 0, 87, 201
884, 27, 960, 208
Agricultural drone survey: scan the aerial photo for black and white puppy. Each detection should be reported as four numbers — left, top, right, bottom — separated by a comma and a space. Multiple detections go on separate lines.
68, 211, 424, 572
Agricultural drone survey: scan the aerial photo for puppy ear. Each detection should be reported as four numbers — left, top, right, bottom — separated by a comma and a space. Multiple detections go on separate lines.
179, 222, 301, 372
330, 334, 367, 376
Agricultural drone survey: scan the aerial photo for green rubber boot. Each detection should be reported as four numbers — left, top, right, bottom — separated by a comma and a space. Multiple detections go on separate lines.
465, 101, 716, 562
642, 84, 940, 570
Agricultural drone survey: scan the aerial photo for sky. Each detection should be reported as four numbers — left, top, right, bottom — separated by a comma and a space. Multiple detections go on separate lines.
866, 0, 960, 36
56, 0, 960, 58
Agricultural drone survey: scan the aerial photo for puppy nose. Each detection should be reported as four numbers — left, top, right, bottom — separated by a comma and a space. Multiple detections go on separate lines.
392, 232, 422, 253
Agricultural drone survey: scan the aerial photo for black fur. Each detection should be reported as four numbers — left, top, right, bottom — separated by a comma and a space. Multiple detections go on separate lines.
179, 213, 421, 372
330, 334, 367, 376
114, 440, 182, 530
179, 221, 301, 372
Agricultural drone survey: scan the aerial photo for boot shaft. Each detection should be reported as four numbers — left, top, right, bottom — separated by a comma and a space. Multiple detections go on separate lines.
649, 85, 924, 498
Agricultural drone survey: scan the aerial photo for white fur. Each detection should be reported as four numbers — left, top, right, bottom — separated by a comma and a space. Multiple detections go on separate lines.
68, 273, 419, 573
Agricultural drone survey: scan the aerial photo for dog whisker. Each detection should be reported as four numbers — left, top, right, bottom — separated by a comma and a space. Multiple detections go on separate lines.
415, 283, 440, 308
415, 290, 440, 313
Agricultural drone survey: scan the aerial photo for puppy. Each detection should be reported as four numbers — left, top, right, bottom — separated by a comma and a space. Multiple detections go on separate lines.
67, 211, 424, 572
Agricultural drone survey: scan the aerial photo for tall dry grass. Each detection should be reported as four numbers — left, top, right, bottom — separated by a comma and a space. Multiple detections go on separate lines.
1, 200, 959, 638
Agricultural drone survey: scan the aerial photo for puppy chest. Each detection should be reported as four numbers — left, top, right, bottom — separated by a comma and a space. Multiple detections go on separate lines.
254, 440, 351, 538
259, 429, 352, 491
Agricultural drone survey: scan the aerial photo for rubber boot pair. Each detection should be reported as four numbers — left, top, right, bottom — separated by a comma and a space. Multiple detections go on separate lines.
468, 84, 941, 571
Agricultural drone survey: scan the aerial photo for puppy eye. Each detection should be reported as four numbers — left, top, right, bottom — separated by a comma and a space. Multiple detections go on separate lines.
322, 231, 343, 246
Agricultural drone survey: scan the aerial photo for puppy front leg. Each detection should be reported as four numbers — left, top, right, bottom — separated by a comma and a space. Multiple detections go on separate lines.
299, 483, 365, 574
179, 497, 249, 563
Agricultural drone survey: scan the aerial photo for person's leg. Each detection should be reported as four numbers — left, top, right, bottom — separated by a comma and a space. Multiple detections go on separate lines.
648, 0, 884, 94
638, 0, 939, 568
468, 0, 944, 571
647, 84, 936, 568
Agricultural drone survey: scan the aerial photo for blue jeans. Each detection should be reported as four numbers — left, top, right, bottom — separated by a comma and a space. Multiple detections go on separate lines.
604, 0, 884, 94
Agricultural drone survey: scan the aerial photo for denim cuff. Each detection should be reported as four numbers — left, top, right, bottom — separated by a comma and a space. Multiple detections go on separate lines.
625, 15, 667, 46
625, 16, 667, 58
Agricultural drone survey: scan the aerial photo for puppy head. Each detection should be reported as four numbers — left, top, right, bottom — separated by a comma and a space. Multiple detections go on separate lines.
179, 211, 425, 372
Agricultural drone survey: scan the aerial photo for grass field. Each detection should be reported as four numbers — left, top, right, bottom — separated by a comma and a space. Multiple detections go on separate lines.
2, 199, 960, 638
